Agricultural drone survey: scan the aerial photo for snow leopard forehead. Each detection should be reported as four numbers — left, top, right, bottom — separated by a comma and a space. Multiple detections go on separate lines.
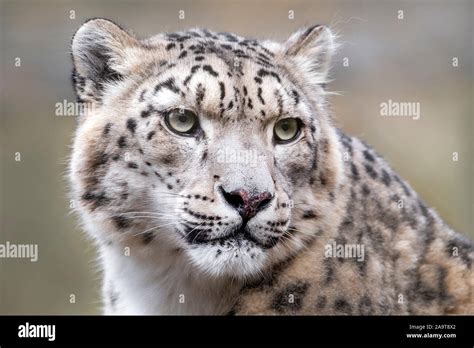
72, 20, 335, 126
139, 27, 301, 124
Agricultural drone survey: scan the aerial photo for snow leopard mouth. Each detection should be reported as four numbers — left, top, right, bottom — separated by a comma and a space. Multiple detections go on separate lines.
186, 225, 280, 250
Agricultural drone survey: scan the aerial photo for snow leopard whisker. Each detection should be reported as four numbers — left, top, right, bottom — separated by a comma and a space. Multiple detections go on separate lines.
281, 231, 309, 252
133, 222, 178, 237
117, 216, 177, 221
286, 227, 319, 237
184, 222, 205, 241
117, 210, 184, 216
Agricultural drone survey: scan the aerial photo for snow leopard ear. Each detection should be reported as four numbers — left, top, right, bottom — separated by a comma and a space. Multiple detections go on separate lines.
71, 18, 138, 104
283, 25, 336, 87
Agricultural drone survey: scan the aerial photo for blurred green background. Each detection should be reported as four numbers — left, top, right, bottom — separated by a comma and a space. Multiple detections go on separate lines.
0, 0, 472, 314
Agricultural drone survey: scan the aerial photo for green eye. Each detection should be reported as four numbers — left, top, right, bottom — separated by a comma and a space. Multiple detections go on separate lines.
274, 118, 301, 143
165, 109, 198, 135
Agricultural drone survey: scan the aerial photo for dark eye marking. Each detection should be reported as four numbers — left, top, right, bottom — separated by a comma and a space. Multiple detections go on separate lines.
154, 77, 180, 95
184, 65, 202, 86
291, 89, 299, 105
141, 104, 158, 118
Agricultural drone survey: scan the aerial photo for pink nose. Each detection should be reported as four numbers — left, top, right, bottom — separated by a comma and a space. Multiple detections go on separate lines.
220, 187, 273, 220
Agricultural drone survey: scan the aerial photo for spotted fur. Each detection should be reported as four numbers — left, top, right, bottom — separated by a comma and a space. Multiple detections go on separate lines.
69, 19, 473, 315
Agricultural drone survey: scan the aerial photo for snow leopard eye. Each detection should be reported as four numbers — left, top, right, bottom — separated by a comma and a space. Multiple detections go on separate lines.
165, 109, 199, 135
273, 118, 301, 143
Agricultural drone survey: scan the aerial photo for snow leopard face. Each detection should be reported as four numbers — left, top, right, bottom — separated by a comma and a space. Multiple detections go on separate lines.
70, 19, 342, 279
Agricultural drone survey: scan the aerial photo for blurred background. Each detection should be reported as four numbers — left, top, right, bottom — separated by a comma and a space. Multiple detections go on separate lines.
0, 0, 472, 314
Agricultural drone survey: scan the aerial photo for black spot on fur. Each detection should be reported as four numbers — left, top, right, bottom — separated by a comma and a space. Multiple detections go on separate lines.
147, 131, 155, 140
257, 68, 281, 83
291, 89, 299, 105
112, 216, 130, 229
81, 191, 110, 210
142, 231, 154, 244
219, 82, 225, 100
138, 89, 147, 102
358, 295, 373, 315
302, 210, 318, 219
315, 295, 327, 310
363, 149, 375, 162
196, 84, 206, 105
361, 183, 370, 196
103, 123, 112, 136
140, 105, 157, 118
394, 174, 411, 197
364, 164, 378, 179
165, 43, 176, 50
117, 136, 127, 148
257, 87, 265, 104
323, 258, 335, 284
126, 118, 137, 134
247, 97, 253, 109
334, 298, 352, 314
381, 169, 391, 186
154, 78, 180, 95
351, 163, 359, 180
201, 150, 208, 162
202, 65, 218, 77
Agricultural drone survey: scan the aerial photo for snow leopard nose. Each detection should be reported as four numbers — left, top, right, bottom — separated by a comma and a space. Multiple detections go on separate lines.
219, 186, 274, 221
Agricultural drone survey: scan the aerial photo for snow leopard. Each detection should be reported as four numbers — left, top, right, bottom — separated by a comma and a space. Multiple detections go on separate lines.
69, 18, 473, 315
